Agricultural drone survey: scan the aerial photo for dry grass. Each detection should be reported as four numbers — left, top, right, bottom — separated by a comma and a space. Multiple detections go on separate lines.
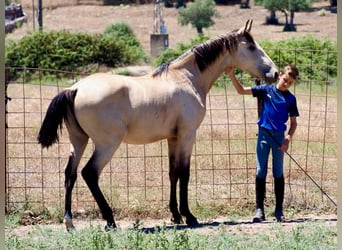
6, 0, 337, 219
5, 74, 337, 221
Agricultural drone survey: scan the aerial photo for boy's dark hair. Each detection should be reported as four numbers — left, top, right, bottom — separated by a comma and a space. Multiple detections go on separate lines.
284, 64, 299, 80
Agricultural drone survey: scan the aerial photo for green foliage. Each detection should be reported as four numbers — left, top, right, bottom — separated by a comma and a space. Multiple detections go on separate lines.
155, 35, 209, 66
5, 24, 148, 79
103, 22, 149, 63
259, 36, 337, 81
5, 221, 336, 249
256, 0, 314, 12
256, 0, 314, 30
6, 31, 99, 70
257, 0, 283, 11
178, 0, 220, 34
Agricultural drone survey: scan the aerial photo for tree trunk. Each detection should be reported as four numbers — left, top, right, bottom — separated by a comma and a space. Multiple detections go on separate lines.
266, 10, 279, 25
197, 27, 203, 35
284, 11, 288, 26
290, 10, 295, 26
283, 10, 296, 32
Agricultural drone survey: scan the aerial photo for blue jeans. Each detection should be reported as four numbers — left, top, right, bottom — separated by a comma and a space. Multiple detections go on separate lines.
256, 127, 285, 179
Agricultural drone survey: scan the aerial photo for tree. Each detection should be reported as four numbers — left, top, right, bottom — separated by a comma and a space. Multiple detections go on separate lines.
178, 0, 220, 35
256, 0, 314, 31
255, 0, 283, 24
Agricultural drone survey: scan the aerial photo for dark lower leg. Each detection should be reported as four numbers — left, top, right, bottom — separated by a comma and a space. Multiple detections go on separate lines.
179, 168, 198, 226
169, 173, 182, 224
64, 155, 77, 230
81, 165, 116, 229
169, 153, 182, 224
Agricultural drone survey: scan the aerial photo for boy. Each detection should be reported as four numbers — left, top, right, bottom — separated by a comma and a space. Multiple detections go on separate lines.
226, 64, 299, 222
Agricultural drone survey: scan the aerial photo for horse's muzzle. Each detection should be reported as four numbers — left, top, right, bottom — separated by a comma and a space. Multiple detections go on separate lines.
265, 71, 278, 84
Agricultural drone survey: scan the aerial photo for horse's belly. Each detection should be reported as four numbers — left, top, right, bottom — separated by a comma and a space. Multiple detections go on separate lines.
123, 126, 173, 144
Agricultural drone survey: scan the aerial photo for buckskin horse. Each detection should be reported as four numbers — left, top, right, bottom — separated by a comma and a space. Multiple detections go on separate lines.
37, 20, 278, 231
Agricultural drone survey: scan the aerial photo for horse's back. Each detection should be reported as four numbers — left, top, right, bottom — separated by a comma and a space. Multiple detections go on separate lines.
70, 72, 206, 145
70, 73, 173, 144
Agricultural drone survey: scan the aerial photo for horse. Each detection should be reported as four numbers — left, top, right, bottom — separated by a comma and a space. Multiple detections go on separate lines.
37, 19, 278, 231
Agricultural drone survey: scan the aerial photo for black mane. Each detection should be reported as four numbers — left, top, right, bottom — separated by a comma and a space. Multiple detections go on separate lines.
152, 31, 255, 77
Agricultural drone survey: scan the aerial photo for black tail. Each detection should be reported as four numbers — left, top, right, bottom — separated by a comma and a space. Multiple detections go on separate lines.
37, 89, 78, 148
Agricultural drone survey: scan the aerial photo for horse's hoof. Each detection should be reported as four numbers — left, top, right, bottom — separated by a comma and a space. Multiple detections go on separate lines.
104, 223, 117, 232
64, 216, 75, 232
171, 216, 184, 225
186, 217, 199, 227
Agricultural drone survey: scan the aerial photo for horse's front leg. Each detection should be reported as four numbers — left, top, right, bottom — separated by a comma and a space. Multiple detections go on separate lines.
178, 162, 198, 226
168, 133, 198, 227
168, 153, 183, 224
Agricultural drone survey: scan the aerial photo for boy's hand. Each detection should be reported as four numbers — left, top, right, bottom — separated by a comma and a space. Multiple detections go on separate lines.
279, 138, 290, 152
225, 66, 234, 76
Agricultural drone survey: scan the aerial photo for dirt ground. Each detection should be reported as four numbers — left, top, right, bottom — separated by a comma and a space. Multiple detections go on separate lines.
5, 0, 337, 238
6, 1, 337, 55
6, 213, 337, 239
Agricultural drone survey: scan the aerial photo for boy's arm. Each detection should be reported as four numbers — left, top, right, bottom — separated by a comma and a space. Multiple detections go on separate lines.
226, 67, 252, 95
280, 116, 297, 152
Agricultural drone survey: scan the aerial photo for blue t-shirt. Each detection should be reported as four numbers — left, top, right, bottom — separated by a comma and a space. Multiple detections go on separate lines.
251, 84, 299, 131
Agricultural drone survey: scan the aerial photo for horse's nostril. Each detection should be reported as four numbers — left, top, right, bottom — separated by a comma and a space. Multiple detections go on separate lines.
274, 72, 279, 79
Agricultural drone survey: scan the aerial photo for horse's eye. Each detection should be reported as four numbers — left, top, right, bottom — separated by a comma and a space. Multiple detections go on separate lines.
248, 44, 256, 51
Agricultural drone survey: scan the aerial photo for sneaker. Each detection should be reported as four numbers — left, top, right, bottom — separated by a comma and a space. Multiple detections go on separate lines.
275, 209, 284, 222
252, 208, 265, 223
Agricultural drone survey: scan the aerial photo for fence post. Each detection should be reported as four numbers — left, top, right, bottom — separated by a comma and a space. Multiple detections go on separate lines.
1, 1, 6, 248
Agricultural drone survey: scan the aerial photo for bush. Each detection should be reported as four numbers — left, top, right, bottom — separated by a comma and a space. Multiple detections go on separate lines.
6, 31, 97, 70
5, 24, 149, 78
259, 36, 337, 81
103, 22, 148, 63
155, 35, 209, 66
178, 0, 220, 35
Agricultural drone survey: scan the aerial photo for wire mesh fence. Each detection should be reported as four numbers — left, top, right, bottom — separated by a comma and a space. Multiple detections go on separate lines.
5, 51, 337, 217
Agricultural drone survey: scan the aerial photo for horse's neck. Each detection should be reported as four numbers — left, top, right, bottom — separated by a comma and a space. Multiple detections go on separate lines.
173, 52, 231, 95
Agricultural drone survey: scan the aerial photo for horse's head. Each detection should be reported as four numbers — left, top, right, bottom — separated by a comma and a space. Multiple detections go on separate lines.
231, 20, 278, 83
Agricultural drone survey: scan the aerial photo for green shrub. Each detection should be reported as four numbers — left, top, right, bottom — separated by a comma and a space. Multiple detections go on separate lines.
260, 36, 337, 81
178, 0, 220, 35
103, 22, 149, 63
155, 35, 209, 66
5, 25, 149, 79
6, 31, 120, 70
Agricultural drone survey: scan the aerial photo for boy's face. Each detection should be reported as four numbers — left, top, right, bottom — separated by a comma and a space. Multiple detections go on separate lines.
277, 71, 296, 91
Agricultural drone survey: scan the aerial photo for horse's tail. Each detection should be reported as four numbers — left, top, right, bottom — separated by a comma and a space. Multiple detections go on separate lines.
37, 89, 78, 148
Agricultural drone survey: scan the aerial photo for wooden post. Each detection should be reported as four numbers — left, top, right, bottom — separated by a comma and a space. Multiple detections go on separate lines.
38, 0, 43, 30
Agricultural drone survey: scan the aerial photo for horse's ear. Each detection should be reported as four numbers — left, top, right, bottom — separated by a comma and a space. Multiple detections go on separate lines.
246, 19, 253, 33
238, 19, 253, 35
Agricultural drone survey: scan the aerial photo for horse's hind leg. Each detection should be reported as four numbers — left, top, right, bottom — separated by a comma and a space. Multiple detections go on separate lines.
64, 133, 88, 231
81, 142, 119, 230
